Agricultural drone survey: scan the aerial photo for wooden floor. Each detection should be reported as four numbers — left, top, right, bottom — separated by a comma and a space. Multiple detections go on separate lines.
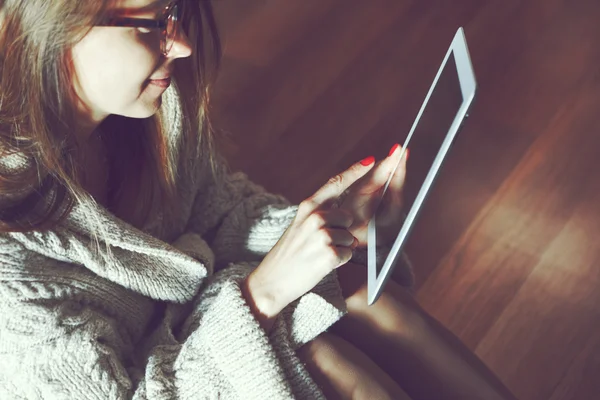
210, 1, 600, 399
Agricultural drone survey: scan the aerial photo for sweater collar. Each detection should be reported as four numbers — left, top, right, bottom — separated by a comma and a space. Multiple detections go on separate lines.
4, 83, 209, 303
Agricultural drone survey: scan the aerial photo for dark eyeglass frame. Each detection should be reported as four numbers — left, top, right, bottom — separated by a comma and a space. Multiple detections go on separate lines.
97, 1, 179, 56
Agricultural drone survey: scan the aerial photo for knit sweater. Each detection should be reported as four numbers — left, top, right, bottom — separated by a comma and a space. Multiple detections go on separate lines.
0, 83, 414, 399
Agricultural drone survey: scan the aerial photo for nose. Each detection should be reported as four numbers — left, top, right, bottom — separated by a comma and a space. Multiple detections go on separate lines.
166, 23, 192, 58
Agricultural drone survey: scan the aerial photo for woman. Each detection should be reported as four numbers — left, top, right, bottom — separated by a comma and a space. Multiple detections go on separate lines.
0, 0, 517, 399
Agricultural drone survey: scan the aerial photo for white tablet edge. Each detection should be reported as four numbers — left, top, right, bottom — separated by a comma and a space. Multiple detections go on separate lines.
367, 27, 477, 305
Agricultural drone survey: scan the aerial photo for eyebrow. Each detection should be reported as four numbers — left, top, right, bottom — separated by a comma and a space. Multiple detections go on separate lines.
111, 0, 173, 16
145, 0, 174, 11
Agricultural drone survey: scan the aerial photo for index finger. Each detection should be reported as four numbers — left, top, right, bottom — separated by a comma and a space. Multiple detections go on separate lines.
306, 157, 375, 211
388, 149, 408, 192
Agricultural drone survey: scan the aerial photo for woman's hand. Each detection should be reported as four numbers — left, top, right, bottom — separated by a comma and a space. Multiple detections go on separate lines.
242, 158, 373, 331
337, 144, 408, 248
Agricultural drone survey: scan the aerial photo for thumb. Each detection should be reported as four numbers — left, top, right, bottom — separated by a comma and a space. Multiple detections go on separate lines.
387, 147, 408, 192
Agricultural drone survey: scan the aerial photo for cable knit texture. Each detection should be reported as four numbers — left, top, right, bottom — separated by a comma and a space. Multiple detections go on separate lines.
0, 81, 414, 399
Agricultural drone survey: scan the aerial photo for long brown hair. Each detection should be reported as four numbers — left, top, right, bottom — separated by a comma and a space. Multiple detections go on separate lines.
0, 0, 222, 233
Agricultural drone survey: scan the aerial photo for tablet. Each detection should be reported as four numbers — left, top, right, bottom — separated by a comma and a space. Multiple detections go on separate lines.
367, 27, 477, 305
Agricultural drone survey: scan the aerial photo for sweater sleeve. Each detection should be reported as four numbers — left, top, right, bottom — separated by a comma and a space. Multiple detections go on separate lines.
186, 166, 298, 272
0, 265, 308, 399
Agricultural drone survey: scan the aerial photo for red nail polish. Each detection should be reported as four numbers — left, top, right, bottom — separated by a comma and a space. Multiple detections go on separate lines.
360, 156, 375, 166
406, 149, 410, 159
388, 143, 400, 157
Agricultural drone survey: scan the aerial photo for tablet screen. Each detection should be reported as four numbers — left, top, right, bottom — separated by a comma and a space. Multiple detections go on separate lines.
374, 52, 465, 278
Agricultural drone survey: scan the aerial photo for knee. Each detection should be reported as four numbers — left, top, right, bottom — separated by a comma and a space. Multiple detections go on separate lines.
351, 286, 426, 338
298, 333, 410, 400
297, 332, 330, 366
337, 265, 427, 340
297, 333, 360, 399
298, 332, 352, 372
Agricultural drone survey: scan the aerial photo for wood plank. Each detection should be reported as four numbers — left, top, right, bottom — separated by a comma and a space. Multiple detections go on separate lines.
476, 139, 600, 399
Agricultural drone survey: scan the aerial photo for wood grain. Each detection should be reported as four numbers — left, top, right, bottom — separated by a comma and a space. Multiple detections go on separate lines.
210, 1, 600, 398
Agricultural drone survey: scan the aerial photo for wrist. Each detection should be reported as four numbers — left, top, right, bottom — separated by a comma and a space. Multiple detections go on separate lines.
241, 273, 283, 332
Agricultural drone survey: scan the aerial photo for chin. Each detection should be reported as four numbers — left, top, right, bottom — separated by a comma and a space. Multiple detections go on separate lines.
124, 97, 163, 119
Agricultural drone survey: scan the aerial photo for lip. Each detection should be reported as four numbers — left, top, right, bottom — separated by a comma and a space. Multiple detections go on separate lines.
149, 77, 171, 89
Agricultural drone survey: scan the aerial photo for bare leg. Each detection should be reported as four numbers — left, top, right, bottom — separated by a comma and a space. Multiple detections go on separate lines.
298, 331, 412, 400
331, 262, 517, 400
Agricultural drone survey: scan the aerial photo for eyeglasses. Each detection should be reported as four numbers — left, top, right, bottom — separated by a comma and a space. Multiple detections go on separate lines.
97, 1, 180, 56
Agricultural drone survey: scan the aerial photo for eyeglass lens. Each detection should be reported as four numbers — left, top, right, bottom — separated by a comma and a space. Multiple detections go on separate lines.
163, 4, 178, 54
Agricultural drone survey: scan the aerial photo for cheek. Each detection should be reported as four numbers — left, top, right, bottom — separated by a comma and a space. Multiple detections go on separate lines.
71, 31, 160, 105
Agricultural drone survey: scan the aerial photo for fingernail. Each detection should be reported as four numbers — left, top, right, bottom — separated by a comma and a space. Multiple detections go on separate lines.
388, 143, 400, 157
406, 149, 410, 160
359, 156, 375, 166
